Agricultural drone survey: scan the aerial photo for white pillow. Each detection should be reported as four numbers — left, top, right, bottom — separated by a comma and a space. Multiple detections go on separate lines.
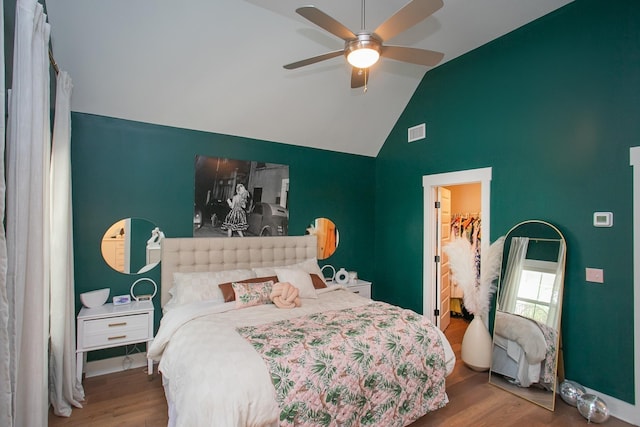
274, 267, 318, 299
294, 258, 327, 285
253, 258, 327, 286
251, 266, 277, 278
172, 269, 256, 306
212, 268, 257, 285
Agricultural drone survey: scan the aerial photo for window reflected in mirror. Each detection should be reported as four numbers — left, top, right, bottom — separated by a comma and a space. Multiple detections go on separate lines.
101, 218, 164, 274
514, 261, 557, 325
306, 218, 339, 260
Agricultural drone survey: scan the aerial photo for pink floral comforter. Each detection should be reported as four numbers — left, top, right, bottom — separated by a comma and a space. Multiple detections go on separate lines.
237, 302, 448, 427
534, 319, 558, 386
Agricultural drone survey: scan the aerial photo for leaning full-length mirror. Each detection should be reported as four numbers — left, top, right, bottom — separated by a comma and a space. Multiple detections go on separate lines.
489, 220, 566, 411
101, 217, 165, 274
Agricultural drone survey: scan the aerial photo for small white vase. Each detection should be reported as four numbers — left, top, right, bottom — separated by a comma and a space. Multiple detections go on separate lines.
461, 316, 493, 371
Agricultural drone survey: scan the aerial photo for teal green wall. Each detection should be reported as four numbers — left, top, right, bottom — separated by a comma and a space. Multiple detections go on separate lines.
3, 0, 15, 90
67, 0, 638, 403
375, 0, 638, 404
71, 113, 375, 359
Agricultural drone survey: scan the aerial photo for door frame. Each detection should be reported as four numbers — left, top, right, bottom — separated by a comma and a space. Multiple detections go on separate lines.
422, 167, 492, 325
625, 146, 640, 423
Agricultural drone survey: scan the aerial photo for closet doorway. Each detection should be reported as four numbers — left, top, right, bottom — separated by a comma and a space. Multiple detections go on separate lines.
422, 168, 492, 331
438, 183, 482, 331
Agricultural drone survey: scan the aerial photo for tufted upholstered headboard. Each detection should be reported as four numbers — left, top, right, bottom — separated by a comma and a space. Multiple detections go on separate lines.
160, 235, 318, 307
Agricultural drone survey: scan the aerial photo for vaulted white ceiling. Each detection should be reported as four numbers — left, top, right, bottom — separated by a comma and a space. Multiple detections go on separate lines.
45, 0, 572, 157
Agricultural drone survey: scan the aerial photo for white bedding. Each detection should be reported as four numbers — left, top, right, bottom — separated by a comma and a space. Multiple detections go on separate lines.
492, 334, 541, 387
494, 311, 546, 364
148, 287, 455, 427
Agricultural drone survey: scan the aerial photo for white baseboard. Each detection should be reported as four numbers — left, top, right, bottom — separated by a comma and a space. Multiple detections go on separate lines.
584, 387, 639, 426
85, 352, 152, 378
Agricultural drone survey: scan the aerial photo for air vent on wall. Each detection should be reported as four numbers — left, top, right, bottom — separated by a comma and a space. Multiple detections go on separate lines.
408, 123, 426, 142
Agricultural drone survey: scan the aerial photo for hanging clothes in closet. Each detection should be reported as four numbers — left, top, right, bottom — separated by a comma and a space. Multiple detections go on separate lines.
450, 213, 481, 320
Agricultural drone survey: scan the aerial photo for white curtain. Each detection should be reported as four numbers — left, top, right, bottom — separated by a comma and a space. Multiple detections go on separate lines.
546, 240, 566, 329
49, 70, 84, 416
0, 0, 10, 424
497, 237, 529, 312
1, 0, 80, 424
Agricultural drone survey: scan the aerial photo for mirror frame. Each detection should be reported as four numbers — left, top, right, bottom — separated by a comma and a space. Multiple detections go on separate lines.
489, 219, 566, 411
100, 217, 164, 275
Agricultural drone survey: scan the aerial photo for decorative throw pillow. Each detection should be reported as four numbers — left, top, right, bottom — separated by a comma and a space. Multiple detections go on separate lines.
232, 280, 275, 309
172, 269, 256, 306
310, 273, 327, 289
252, 258, 328, 286
274, 267, 318, 299
219, 276, 279, 302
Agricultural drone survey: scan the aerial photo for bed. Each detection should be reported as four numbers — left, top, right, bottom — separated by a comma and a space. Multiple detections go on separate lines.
491, 311, 557, 389
148, 235, 455, 427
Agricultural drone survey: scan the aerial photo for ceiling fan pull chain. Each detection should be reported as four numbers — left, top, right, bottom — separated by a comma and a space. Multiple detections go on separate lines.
364, 68, 368, 93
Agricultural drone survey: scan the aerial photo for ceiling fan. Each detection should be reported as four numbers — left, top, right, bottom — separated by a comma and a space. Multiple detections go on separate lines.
283, 0, 445, 89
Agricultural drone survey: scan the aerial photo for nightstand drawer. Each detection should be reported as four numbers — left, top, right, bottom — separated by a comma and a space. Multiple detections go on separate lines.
84, 313, 148, 334
328, 279, 372, 299
347, 284, 371, 299
83, 313, 149, 348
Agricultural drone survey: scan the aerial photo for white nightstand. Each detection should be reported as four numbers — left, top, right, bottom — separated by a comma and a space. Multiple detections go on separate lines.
76, 300, 154, 382
330, 279, 372, 299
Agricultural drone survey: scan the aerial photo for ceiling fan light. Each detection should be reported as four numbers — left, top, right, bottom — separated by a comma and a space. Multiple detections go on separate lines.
345, 33, 382, 69
347, 48, 380, 69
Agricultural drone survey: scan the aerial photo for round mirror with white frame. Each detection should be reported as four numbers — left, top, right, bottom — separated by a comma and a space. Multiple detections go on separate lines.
101, 217, 164, 274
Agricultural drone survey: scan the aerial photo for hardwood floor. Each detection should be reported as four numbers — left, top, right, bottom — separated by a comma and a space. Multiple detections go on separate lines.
49, 317, 634, 427
409, 318, 634, 427
48, 366, 168, 427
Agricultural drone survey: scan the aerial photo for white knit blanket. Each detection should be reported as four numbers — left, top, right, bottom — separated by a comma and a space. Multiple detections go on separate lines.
494, 311, 546, 364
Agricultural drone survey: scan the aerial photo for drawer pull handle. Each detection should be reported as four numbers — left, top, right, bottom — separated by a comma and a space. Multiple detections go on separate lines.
353, 291, 360, 294
108, 335, 127, 340
108, 322, 127, 327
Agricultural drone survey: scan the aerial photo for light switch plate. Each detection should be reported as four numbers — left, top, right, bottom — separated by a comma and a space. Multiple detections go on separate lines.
585, 268, 604, 283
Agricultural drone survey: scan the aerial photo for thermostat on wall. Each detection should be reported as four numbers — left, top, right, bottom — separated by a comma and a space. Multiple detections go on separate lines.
593, 212, 613, 227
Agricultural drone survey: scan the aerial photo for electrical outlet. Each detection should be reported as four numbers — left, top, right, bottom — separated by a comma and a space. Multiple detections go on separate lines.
585, 268, 604, 283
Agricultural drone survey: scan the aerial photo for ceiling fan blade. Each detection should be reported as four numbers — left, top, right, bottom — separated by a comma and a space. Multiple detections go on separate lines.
351, 67, 368, 89
382, 45, 444, 66
296, 6, 357, 41
283, 50, 345, 70
374, 0, 444, 42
